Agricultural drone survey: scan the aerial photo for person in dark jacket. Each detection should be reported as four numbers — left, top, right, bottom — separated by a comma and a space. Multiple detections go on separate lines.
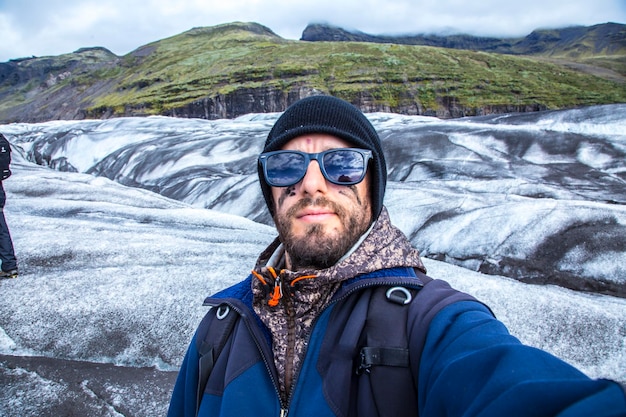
168, 95, 626, 417
0, 133, 17, 279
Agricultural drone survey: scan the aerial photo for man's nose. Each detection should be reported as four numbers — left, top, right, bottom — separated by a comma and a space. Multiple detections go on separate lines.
299, 160, 328, 195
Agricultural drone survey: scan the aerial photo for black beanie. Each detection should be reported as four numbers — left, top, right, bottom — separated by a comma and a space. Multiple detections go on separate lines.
258, 95, 387, 220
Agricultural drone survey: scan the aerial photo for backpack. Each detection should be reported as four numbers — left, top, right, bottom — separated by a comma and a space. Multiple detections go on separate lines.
194, 271, 477, 416
0, 134, 12, 180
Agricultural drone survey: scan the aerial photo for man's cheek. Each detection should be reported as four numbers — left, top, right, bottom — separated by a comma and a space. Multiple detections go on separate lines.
276, 186, 296, 209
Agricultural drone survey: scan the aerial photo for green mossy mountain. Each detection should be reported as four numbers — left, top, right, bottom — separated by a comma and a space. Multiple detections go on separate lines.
0, 21, 624, 123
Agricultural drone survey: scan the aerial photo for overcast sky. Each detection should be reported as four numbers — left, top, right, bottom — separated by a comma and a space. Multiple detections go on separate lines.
1, 0, 625, 62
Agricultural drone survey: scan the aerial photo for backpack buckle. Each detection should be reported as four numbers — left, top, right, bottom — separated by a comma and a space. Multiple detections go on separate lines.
357, 346, 410, 375
356, 349, 372, 375
216, 304, 230, 320
386, 286, 412, 305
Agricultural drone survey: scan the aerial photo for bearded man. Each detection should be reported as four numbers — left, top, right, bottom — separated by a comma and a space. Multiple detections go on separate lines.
168, 95, 626, 417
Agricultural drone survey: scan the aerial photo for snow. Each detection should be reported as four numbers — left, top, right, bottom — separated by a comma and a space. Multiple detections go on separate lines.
1, 159, 624, 378
0, 167, 265, 372
0, 103, 625, 415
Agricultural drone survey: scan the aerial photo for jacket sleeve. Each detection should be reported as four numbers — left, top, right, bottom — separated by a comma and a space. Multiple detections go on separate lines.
416, 300, 626, 417
168, 333, 201, 417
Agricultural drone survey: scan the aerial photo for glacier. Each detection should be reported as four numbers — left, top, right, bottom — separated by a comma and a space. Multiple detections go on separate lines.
0, 104, 624, 416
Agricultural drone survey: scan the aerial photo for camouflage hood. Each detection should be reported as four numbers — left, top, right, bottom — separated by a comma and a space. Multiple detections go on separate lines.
250, 207, 425, 401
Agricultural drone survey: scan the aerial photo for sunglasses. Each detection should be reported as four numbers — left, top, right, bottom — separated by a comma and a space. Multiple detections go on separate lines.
259, 148, 373, 187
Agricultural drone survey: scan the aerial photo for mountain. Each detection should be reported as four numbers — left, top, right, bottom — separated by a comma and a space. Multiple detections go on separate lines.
302, 22, 626, 55
302, 22, 626, 86
1, 22, 625, 124
301, 22, 626, 71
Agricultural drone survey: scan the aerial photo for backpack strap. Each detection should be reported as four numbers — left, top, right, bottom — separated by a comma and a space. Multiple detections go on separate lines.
0, 134, 12, 181
357, 286, 415, 372
355, 270, 477, 417
357, 284, 420, 416
195, 303, 239, 416
356, 269, 430, 374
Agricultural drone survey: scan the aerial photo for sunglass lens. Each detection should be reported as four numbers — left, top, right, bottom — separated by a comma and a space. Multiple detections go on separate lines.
266, 152, 306, 186
323, 150, 365, 184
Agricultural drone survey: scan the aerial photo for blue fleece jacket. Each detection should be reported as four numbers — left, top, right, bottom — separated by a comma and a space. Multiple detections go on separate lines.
168, 269, 626, 417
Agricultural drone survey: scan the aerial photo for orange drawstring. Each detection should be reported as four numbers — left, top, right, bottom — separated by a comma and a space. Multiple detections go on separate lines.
267, 267, 281, 306
267, 266, 278, 279
291, 275, 317, 285
251, 270, 267, 285
253, 267, 283, 307
251, 267, 279, 285
251, 268, 317, 307
268, 284, 282, 307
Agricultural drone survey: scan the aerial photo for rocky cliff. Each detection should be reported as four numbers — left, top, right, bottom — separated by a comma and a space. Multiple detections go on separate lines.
1, 22, 624, 123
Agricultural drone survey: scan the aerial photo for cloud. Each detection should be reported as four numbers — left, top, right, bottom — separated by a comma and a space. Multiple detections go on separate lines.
1, 0, 624, 61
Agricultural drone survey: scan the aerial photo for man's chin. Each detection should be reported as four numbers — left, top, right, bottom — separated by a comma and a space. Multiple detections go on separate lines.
280, 217, 369, 270
284, 231, 345, 270
292, 220, 341, 239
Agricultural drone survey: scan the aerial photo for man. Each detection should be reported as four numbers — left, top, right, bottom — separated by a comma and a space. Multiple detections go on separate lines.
168, 95, 626, 417
0, 133, 17, 279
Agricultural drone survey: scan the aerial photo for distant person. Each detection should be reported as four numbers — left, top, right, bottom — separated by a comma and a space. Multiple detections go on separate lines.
0, 133, 18, 279
168, 95, 626, 417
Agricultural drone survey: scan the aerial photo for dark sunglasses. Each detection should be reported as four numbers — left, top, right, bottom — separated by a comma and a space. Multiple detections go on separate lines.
259, 148, 373, 187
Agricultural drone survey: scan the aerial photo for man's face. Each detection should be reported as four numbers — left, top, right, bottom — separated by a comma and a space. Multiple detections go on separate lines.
270, 134, 372, 270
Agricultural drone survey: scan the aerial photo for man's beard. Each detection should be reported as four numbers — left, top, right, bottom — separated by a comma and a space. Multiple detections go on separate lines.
274, 196, 372, 270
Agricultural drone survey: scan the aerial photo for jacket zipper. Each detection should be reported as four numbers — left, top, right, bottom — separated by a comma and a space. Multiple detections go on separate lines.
283, 278, 297, 403
270, 272, 297, 412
